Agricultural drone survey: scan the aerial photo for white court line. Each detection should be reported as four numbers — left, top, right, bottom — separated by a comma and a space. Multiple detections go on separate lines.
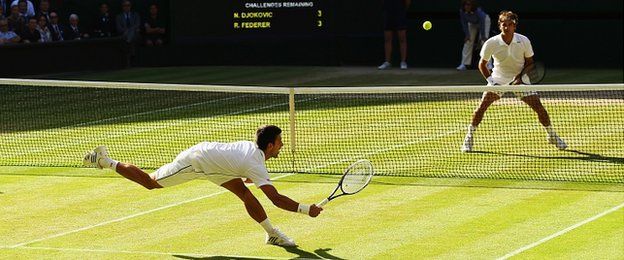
9, 173, 293, 248
303, 126, 464, 172
16, 246, 294, 259
497, 202, 624, 260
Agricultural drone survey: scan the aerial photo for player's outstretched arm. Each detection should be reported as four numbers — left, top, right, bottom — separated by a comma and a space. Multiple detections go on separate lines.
260, 185, 323, 217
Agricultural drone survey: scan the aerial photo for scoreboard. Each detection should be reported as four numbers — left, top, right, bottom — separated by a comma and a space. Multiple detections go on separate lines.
232, 1, 327, 33
172, 0, 330, 41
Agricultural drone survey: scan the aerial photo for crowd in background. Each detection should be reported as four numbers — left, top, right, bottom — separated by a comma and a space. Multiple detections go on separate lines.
0, 0, 166, 46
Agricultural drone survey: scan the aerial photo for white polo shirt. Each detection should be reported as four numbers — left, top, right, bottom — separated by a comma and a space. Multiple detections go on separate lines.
480, 33, 534, 85
187, 141, 272, 187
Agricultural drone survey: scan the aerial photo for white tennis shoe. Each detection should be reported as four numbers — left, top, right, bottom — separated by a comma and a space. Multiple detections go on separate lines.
461, 134, 473, 152
400, 61, 408, 70
377, 62, 391, 70
266, 228, 296, 247
548, 134, 568, 150
83, 145, 109, 169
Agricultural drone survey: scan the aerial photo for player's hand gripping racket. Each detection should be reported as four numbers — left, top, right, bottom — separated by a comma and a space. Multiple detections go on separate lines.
317, 159, 374, 207
517, 61, 546, 85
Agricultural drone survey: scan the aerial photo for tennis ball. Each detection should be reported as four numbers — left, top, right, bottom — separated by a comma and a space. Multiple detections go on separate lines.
423, 21, 432, 31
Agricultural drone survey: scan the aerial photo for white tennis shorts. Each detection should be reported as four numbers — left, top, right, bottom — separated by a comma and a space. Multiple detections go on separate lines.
486, 74, 538, 99
149, 150, 237, 187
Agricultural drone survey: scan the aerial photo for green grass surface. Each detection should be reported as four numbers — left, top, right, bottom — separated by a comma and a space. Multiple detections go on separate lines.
1, 67, 622, 258
1, 168, 623, 259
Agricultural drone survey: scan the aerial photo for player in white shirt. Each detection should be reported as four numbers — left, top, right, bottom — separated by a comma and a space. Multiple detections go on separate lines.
83, 125, 322, 247
461, 10, 567, 152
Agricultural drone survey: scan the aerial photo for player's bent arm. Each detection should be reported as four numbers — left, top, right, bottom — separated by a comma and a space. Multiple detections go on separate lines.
259, 184, 322, 217
513, 56, 535, 85
479, 59, 493, 84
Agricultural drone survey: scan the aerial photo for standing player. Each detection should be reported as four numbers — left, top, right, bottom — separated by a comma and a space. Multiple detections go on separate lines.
461, 10, 567, 152
83, 125, 322, 247
378, 0, 411, 70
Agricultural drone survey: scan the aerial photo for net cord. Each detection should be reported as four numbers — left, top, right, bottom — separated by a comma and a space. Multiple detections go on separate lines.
1, 78, 622, 94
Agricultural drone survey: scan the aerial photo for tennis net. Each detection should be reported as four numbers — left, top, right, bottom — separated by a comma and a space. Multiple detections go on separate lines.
1, 78, 622, 183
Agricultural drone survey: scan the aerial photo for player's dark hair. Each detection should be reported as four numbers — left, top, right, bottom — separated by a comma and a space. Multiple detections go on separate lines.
498, 10, 518, 25
256, 125, 282, 151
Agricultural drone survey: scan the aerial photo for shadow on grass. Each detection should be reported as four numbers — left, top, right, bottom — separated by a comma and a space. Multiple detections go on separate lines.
278, 177, 624, 193
172, 247, 344, 260
173, 255, 264, 260
0, 85, 482, 133
471, 149, 624, 165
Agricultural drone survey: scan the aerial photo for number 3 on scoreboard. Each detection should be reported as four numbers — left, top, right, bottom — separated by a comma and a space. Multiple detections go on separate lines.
317, 20, 323, 27
317, 10, 322, 17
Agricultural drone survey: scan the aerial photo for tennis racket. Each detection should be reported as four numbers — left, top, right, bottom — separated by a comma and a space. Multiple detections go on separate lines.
317, 159, 374, 207
518, 61, 546, 84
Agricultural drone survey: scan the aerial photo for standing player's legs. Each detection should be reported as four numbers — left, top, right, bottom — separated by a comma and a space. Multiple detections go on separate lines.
397, 29, 408, 69
521, 94, 567, 149
378, 30, 394, 70
459, 22, 478, 70
221, 178, 296, 246
461, 91, 500, 152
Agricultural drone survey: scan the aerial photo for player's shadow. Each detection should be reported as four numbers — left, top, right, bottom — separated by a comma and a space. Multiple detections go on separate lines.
173, 255, 264, 260
283, 246, 345, 260
471, 149, 624, 164
172, 247, 344, 260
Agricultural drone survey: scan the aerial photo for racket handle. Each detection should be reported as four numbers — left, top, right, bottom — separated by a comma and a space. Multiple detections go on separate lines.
317, 198, 329, 207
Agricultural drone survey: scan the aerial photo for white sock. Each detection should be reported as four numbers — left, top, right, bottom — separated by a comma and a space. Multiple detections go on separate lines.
101, 157, 119, 170
544, 125, 556, 136
259, 218, 274, 233
467, 124, 477, 135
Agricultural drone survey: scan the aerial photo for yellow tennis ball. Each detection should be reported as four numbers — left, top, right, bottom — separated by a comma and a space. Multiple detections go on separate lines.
423, 21, 432, 31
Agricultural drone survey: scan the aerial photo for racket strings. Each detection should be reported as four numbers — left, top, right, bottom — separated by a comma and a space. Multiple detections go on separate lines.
341, 163, 373, 194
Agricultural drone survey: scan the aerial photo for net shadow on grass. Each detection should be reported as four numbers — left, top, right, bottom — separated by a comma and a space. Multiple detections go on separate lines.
471, 150, 624, 165
0, 85, 485, 133
274, 176, 624, 193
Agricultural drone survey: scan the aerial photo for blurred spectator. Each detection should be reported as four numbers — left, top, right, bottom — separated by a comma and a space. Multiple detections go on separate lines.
7, 5, 24, 34
13, 0, 33, 19
456, 0, 491, 71
0, 18, 20, 44
378, 0, 411, 70
36, 0, 50, 22
1, 0, 8, 16
0, 5, 5, 19
93, 3, 114, 38
115, 0, 140, 43
37, 14, 51, 42
20, 16, 39, 42
66, 13, 88, 40
47, 11, 63, 41
143, 4, 165, 46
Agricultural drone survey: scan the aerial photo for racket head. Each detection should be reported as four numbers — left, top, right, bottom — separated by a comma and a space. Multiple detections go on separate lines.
523, 61, 545, 84
340, 159, 374, 194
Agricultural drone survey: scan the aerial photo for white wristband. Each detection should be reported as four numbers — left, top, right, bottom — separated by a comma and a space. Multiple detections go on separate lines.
486, 76, 496, 86
297, 204, 310, 215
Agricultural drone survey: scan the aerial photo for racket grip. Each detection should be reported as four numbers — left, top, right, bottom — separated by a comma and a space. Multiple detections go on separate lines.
317, 198, 329, 207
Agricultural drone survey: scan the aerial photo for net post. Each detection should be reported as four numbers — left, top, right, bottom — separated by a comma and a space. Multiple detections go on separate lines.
289, 87, 296, 173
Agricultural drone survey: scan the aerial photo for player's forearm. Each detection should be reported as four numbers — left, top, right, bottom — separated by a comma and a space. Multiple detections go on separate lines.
270, 194, 299, 212
478, 60, 491, 78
